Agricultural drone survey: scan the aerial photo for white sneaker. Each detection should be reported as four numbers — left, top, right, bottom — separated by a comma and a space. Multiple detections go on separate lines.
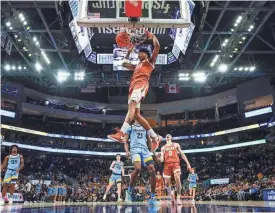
192, 199, 195, 203
117, 198, 123, 202
8, 198, 13, 205
0, 199, 4, 206
103, 194, 107, 200
24, 201, 28, 205
63, 201, 65, 203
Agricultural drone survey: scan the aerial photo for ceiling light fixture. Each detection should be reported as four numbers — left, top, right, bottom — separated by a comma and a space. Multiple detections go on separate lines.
218, 64, 228, 73
5, 64, 11, 71
35, 62, 42, 72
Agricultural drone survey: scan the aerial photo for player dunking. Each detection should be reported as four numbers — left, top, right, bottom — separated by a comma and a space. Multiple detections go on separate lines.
108, 32, 162, 151
160, 134, 191, 203
0, 145, 24, 205
124, 121, 158, 204
103, 154, 124, 202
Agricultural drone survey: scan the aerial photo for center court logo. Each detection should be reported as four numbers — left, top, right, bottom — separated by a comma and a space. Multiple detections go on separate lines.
91, 0, 171, 14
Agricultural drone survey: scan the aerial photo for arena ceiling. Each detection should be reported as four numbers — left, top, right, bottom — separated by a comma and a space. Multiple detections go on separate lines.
1, 1, 275, 101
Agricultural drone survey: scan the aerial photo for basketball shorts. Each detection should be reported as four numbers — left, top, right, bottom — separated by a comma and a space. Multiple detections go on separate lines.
52, 188, 58, 195
131, 147, 154, 167
128, 82, 149, 108
3, 169, 19, 184
189, 183, 197, 189
58, 188, 63, 195
163, 162, 181, 178
109, 174, 122, 184
47, 188, 53, 196
62, 188, 67, 195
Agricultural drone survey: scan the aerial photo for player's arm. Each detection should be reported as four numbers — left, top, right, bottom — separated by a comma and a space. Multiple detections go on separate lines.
109, 161, 115, 171
122, 163, 125, 176
0, 156, 9, 171
159, 146, 165, 162
146, 134, 152, 151
122, 46, 136, 71
176, 143, 191, 170
149, 33, 160, 65
124, 133, 131, 159
17, 154, 24, 173
147, 135, 158, 161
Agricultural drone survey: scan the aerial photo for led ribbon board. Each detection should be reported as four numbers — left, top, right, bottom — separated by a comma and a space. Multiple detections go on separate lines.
1, 139, 266, 156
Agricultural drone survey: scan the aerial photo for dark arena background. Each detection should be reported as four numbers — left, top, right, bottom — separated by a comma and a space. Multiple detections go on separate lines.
1, 0, 275, 212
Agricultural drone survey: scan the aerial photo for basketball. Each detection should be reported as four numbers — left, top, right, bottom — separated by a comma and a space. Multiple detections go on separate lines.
116, 32, 131, 47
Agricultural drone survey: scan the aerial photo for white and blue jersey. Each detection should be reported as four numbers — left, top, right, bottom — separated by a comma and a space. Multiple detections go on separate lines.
109, 161, 123, 184
4, 154, 20, 183
127, 124, 153, 167
188, 173, 198, 189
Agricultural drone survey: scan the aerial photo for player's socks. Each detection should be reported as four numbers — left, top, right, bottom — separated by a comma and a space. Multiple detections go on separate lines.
121, 123, 130, 134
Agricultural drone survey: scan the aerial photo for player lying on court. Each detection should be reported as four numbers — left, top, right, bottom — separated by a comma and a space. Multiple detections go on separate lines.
0, 145, 24, 205
108, 31, 162, 151
103, 154, 124, 202
188, 168, 198, 202
159, 134, 191, 203
124, 120, 158, 204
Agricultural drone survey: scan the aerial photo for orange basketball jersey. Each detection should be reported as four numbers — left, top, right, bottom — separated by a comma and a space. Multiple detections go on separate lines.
163, 143, 180, 164
131, 59, 154, 84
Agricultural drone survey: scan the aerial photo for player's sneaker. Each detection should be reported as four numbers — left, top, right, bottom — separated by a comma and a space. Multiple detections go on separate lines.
151, 135, 162, 152
117, 198, 123, 202
192, 199, 195, 203
8, 198, 13, 205
125, 190, 135, 202
0, 199, 4, 206
107, 129, 126, 143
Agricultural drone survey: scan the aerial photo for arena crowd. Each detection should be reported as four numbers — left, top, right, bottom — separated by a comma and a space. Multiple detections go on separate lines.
2, 143, 274, 203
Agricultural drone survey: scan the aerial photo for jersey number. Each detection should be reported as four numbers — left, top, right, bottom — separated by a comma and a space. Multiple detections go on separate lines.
137, 133, 143, 139
11, 160, 17, 164
168, 151, 173, 156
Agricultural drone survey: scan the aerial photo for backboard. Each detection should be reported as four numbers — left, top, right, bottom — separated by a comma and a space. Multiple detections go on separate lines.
77, 0, 193, 28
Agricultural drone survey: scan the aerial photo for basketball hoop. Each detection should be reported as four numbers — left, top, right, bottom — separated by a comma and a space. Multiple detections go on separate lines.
116, 28, 148, 48
128, 28, 147, 46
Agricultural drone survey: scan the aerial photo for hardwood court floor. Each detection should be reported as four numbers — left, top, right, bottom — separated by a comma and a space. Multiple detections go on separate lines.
0, 201, 275, 212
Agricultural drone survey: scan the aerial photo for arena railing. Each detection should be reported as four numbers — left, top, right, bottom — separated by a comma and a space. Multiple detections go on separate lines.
1, 121, 272, 142
1, 139, 266, 156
